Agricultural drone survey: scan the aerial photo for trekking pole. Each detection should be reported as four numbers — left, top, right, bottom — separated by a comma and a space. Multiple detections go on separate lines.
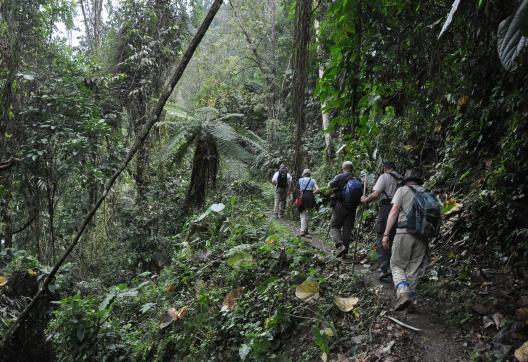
352, 174, 368, 274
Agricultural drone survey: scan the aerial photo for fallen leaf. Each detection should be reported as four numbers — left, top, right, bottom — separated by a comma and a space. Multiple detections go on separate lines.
295, 279, 319, 302
0, 275, 7, 287
27, 268, 37, 277
515, 341, 528, 362
321, 352, 328, 362
483, 316, 494, 329
160, 306, 188, 329
492, 312, 506, 329
334, 296, 359, 312
221, 287, 244, 312
457, 95, 470, 112
166, 284, 176, 294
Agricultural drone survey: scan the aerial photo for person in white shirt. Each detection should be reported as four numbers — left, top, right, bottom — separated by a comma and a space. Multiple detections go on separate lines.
271, 164, 292, 218
296, 169, 320, 236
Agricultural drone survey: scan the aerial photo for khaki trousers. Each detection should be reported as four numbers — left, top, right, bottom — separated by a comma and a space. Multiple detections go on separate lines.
273, 187, 288, 217
390, 232, 427, 298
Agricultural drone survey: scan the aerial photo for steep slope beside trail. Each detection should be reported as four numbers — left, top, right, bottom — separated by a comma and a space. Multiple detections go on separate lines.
277, 218, 467, 361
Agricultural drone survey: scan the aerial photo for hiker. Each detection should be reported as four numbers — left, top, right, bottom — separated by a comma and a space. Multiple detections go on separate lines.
382, 169, 439, 312
328, 161, 363, 259
361, 161, 402, 280
271, 163, 292, 218
295, 169, 320, 236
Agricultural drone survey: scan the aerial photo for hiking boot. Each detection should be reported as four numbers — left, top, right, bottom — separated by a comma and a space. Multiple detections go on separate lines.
299, 231, 306, 237
394, 293, 412, 311
335, 244, 348, 258
378, 270, 392, 281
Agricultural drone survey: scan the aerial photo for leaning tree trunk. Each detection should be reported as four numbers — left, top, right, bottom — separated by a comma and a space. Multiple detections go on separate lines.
0, 0, 224, 348
292, 0, 312, 181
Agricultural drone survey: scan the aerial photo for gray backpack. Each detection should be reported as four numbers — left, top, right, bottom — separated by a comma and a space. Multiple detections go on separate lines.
404, 186, 442, 240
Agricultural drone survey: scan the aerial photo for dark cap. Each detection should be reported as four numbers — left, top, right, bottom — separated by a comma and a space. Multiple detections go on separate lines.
403, 169, 423, 184
383, 161, 396, 170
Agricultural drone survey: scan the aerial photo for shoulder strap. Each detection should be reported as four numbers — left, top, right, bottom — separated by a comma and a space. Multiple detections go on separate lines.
302, 178, 311, 192
388, 172, 400, 181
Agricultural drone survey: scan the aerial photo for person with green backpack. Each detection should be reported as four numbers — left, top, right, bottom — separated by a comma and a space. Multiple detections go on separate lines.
382, 169, 442, 312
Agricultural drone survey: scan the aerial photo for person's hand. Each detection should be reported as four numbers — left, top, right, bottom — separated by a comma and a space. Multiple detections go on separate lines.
360, 195, 368, 203
382, 235, 390, 249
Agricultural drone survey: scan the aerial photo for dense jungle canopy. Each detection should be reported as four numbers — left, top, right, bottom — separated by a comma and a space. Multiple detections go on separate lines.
1, 0, 528, 361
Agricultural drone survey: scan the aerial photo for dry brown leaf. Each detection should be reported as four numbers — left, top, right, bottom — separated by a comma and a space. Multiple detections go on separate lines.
166, 284, 176, 294
334, 296, 359, 312
160, 306, 188, 329
492, 312, 506, 330
295, 279, 319, 302
515, 341, 528, 362
221, 287, 244, 312
0, 275, 7, 287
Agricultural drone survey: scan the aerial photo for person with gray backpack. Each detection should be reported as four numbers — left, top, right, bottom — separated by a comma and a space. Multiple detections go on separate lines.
271, 164, 292, 218
382, 169, 441, 312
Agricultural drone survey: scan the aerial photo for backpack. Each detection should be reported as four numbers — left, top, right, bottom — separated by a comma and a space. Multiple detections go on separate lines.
341, 177, 363, 209
277, 169, 289, 188
404, 186, 442, 240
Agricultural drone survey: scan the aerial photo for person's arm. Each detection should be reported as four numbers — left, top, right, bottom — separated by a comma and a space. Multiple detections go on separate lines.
328, 174, 341, 189
313, 180, 320, 194
382, 204, 400, 248
271, 172, 278, 185
361, 190, 380, 203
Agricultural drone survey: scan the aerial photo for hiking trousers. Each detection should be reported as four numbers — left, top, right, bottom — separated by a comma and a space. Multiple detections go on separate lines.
390, 232, 427, 298
376, 202, 395, 273
330, 203, 356, 254
274, 187, 288, 217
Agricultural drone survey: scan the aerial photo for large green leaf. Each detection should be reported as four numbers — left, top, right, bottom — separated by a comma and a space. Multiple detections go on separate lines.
497, 0, 528, 70
226, 251, 253, 268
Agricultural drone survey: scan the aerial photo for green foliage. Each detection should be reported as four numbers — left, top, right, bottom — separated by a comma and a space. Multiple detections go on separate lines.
47, 294, 132, 362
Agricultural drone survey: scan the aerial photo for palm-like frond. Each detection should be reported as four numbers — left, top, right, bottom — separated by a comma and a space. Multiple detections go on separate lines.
205, 121, 252, 164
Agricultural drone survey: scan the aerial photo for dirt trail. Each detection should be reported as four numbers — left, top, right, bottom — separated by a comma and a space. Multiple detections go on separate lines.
277, 218, 468, 362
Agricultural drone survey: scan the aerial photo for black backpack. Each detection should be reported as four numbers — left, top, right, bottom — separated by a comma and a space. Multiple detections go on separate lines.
277, 169, 289, 188
404, 186, 442, 240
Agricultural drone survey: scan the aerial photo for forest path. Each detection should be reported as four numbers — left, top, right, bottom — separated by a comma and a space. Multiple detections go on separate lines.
276, 217, 468, 362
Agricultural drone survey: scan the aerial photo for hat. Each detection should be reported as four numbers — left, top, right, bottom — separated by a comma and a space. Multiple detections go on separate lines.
302, 168, 311, 176
383, 161, 396, 170
403, 169, 423, 184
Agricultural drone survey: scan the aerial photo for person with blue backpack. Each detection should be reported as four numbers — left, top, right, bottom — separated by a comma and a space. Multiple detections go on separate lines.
382, 169, 442, 312
328, 161, 363, 259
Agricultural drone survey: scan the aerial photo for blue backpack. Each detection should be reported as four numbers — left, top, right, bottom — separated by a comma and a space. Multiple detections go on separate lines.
341, 177, 363, 209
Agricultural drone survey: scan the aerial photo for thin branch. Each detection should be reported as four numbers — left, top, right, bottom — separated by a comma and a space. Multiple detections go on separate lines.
388, 316, 421, 332
0, 0, 224, 348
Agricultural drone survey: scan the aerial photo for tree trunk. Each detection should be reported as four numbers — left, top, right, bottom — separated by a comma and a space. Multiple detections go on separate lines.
292, 0, 312, 180
314, 18, 334, 162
